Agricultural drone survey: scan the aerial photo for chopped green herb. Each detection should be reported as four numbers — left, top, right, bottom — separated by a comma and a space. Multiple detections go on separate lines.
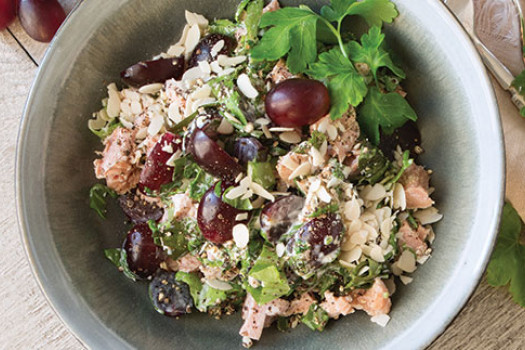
344, 259, 388, 290
89, 184, 117, 219
388, 150, 413, 185
277, 316, 291, 332
308, 203, 339, 218
170, 110, 199, 133
222, 186, 254, 210
247, 245, 291, 304
104, 248, 137, 281
248, 161, 276, 189
301, 304, 329, 331
308, 130, 327, 149
189, 169, 215, 201
356, 143, 390, 184
209, 19, 238, 36
89, 118, 121, 140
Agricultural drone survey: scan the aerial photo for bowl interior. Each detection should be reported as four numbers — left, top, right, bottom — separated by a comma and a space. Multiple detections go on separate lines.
17, 0, 504, 349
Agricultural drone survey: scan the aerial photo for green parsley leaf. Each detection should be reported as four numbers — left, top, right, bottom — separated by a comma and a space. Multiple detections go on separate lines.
89, 184, 117, 219
487, 202, 525, 307
307, 46, 368, 119
358, 86, 417, 144
346, 26, 405, 80
251, 7, 318, 74
321, 0, 398, 27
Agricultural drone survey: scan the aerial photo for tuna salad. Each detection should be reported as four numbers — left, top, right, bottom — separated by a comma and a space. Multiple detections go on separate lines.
88, 0, 443, 347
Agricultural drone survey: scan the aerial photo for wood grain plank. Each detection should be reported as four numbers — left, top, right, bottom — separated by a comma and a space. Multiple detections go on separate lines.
0, 30, 82, 350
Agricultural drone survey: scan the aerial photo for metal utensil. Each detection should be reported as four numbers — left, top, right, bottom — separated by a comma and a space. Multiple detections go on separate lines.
445, 0, 525, 111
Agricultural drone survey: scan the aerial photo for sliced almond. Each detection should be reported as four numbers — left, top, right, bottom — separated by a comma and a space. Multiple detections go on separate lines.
237, 73, 259, 99
184, 24, 201, 58
205, 279, 233, 291
232, 223, 250, 248
185, 10, 209, 30
288, 162, 311, 180
138, 83, 164, 95
279, 131, 301, 144
217, 118, 234, 134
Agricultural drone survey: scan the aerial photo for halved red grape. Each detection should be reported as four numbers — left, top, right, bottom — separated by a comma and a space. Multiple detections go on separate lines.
197, 182, 243, 244
149, 270, 193, 317
187, 128, 242, 180
260, 195, 304, 243
118, 192, 164, 224
18, 0, 66, 42
188, 34, 236, 68
265, 78, 330, 127
123, 223, 163, 278
233, 137, 268, 166
0, 0, 17, 30
287, 213, 343, 273
138, 132, 181, 193
121, 56, 185, 88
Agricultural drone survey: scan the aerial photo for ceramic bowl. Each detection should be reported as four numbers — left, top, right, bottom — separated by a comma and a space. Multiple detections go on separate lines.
16, 0, 504, 349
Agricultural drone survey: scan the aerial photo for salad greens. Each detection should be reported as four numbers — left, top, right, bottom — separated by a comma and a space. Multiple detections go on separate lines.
89, 184, 117, 218
92, 0, 442, 346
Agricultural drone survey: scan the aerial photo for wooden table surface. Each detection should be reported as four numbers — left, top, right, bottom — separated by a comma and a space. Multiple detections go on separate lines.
2, 1, 525, 349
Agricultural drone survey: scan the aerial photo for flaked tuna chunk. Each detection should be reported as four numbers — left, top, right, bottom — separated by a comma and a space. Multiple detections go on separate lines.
267, 59, 295, 85
94, 127, 140, 194
171, 193, 197, 220
320, 291, 355, 319
399, 164, 433, 209
285, 293, 316, 316
240, 295, 290, 341
397, 220, 430, 257
310, 109, 360, 162
240, 295, 266, 340
175, 254, 202, 273
105, 162, 141, 194
330, 110, 360, 162
263, 0, 280, 13
351, 278, 391, 317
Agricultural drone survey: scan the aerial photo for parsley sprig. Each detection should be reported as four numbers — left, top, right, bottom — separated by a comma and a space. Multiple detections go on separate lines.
251, 0, 416, 144
487, 202, 525, 307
